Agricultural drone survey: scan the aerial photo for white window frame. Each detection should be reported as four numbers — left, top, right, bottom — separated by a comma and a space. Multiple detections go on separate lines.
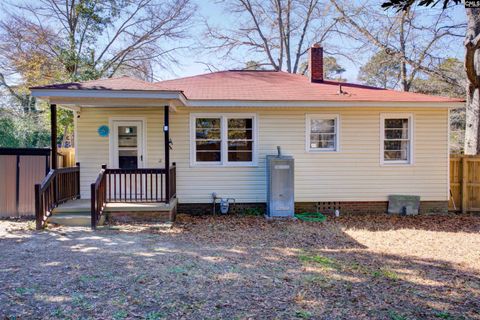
190, 113, 258, 167
380, 113, 414, 165
305, 114, 340, 152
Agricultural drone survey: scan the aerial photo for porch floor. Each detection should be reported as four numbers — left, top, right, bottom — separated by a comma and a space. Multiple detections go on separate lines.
53, 199, 177, 213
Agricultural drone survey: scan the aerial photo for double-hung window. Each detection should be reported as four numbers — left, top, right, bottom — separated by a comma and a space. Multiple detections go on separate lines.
191, 114, 256, 166
306, 114, 340, 152
194, 118, 222, 162
381, 113, 413, 165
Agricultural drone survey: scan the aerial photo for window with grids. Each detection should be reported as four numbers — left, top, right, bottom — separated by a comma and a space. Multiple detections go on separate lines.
192, 115, 256, 165
382, 116, 412, 164
227, 118, 253, 161
306, 114, 339, 152
195, 118, 222, 162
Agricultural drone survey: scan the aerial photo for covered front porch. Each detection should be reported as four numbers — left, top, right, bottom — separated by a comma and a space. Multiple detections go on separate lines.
31, 81, 184, 229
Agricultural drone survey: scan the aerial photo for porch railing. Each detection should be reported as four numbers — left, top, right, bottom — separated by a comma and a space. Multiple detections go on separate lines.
91, 163, 177, 229
169, 165, 177, 199
35, 164, 81, 229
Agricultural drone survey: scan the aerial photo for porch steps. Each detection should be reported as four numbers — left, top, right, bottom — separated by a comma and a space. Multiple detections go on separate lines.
48, 213, 91, 227
47, 198, 177, 227
49, 199, 92, 227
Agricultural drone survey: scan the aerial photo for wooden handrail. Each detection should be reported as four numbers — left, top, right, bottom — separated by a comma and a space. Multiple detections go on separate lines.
35, 164, 80, 230
90, 164, 177, 229
169, 163, 177, 200
91, 165, 107, 229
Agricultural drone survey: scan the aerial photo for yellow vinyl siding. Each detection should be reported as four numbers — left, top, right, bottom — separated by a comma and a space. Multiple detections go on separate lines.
76, 108, 164, 198
76, 106, 448, 203
171, 107, 448, 203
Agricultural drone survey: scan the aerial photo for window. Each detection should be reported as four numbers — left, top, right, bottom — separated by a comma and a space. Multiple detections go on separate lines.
195, 118, 221, 162
228, 118, 253, 162
381, 114, 413, 164
306, 114, 339, 152
191, 114, 256, 165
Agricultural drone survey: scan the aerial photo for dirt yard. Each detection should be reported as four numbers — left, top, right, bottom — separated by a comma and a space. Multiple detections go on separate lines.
1, 214, 479, 320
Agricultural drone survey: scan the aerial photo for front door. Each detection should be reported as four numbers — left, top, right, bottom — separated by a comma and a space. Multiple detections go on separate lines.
112, 121, 144, 169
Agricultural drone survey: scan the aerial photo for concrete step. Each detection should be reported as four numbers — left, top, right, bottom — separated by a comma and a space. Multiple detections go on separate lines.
48, 213, 91, 227
52, 199, 90, 214
48, 212, 106, 227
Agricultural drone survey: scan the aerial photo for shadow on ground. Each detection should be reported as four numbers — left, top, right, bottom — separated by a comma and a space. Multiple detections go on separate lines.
0, 214, 479, 319
336, 213, 480, 233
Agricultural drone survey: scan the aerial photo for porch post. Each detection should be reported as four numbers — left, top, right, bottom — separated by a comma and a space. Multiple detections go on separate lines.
50, 103, 58, 170
164, 105, 170, 203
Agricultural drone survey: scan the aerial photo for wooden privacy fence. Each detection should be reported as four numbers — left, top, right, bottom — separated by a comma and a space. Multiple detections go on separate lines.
0, 147, 76, 217
450, 155, 480, 213
0, 148, 50, 217
58, 148, 75, 167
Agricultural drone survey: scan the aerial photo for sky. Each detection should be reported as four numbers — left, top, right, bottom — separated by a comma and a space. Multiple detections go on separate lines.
0, 0, 468, 84
162, 0, 467, 83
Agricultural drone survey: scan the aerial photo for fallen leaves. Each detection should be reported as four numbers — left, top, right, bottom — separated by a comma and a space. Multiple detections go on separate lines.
0, 214, 479, 319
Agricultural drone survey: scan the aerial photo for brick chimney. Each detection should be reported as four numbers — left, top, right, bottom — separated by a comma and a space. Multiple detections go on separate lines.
309, 43, 324, 83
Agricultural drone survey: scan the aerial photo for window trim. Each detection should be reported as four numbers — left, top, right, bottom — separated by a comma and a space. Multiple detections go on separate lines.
190, 113, 258, 167
380, 113, 414, 166
305, 114, 340, 152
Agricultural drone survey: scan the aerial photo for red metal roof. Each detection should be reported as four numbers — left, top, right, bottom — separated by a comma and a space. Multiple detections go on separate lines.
156, 70, 463, 103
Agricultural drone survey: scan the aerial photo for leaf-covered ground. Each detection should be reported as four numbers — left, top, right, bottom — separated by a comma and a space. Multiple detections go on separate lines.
0, 214, 479, 320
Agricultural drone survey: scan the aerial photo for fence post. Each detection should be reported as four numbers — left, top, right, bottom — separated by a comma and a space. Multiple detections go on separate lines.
462, 156, 468, 214
35, 184, 42, 230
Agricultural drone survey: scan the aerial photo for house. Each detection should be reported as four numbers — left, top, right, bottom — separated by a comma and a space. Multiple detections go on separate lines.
30, 45, 464, 228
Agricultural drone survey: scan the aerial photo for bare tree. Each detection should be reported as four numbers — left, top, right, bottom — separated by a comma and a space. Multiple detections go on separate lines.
204, 0, 339, 73
0, 0, 196, 148
0, 0, 196, 85
464, 8, 480, 154
330, 0, 465, 92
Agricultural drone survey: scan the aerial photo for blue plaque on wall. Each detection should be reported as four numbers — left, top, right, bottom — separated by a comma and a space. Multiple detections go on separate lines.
98, 125, 109, 137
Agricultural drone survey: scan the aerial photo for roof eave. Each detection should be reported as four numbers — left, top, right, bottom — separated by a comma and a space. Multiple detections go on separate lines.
30, 88, 188, 107
184, 99, 465, 108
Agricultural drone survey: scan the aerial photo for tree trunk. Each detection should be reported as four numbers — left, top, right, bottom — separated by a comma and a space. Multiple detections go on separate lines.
464, 8, 480, 155
399, 9, 409, 91
61, 124, 68, 148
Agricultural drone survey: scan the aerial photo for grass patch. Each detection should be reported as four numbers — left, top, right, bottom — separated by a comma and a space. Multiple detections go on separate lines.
168, 266, 188, 274
388, 310, 407, 320
349, 261, 370, 273
301, 274, 333, 288
79, 274, 98, 283
434, 311, 465, 319
242, 207, 264, 216
72, 293, 93, 310
302, 274, 328, 283
113, 310, 128, 320
15, 287, 33, 295
372, 268, 399, 280
299, 253, 338, 269
295, 310, 312, 319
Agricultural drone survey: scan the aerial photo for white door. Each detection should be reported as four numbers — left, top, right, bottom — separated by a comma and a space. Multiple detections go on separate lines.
112, 121, 144, 169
